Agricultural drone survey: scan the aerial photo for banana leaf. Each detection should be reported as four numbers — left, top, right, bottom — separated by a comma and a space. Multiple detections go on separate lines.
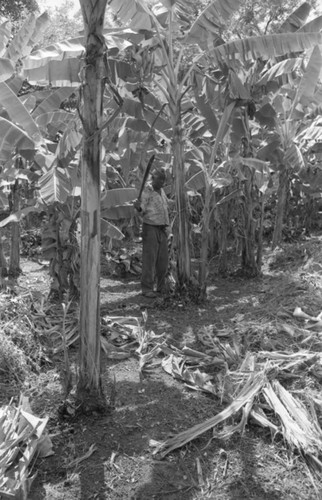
107, 0, 155, 30
0, 206, 39, 228
32, 88, 76, 118
298, 15, 322, 33
0, 81, 41, 141
209, 32, 322, 66
23, 34, 132, 70
278, 2, 311, 33
101, 219, 125, 240
101, 205, 135, 220
192, 73, 219, 135
24, 58, 82, 87
0, 19, 12, 57
0, 118, 35, 162
185, 0, 243, 47
0, 58, 16, 83
101, 187, 138, 208
258, 58, 302, 86
35, 111, 75, 136
296, 45, 322, 104
38, 164, 72, 204
5, 11, 50, 62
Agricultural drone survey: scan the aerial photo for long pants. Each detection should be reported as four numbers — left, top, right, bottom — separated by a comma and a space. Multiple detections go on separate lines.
141, 223, 168, 293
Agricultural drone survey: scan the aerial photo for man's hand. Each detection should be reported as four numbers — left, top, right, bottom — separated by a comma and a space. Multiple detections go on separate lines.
133, 199, 142, 212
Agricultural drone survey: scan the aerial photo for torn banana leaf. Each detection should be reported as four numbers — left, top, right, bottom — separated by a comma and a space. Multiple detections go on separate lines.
154, 370, 266, 458
0, 396, 51, 500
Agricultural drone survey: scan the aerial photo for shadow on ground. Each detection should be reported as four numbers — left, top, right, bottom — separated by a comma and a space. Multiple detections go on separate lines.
31, 369, 285, 500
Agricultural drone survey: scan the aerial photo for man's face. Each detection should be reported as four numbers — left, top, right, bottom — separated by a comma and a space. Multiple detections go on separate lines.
151, 171, 165, 190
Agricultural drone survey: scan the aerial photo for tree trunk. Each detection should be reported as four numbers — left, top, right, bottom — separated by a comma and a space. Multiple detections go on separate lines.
256, 195, 265, 268
209, 221, 218, 257
163, 11, 191, 291
173, 122, 191, 288
0, 233, 7, 279
240, 167, 259, 277
77, 0, 107, 412
198, 183, 211, 299
304, 195, 313, 235
272, 167, 289, 249
217, 204, 229, 276
168, 79, 191, 288
9, 181, 21, 277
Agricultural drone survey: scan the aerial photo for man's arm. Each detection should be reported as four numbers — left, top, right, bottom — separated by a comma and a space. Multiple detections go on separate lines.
134, 189, 150, 214
133, 199, 142, 212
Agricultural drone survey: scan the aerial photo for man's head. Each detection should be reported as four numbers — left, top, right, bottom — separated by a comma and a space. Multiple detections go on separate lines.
151, 169, 166, 190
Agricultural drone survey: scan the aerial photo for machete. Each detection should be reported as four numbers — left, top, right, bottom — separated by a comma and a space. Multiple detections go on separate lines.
137, 154, 155, 202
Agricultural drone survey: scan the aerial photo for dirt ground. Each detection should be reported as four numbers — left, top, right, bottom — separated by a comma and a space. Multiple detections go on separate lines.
3, 236, 322, 500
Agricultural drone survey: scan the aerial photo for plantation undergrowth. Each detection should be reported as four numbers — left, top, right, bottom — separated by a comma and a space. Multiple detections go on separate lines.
1, 236, 322, 499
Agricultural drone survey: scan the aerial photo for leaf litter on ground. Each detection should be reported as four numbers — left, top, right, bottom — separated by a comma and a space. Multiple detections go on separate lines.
3, 239, 322, 496
0, 395, 52, 500
79, 292, 322, 485
91, 299, 322, 488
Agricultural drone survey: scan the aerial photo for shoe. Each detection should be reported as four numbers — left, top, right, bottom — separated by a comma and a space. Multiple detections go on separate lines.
142, 291, 157, 298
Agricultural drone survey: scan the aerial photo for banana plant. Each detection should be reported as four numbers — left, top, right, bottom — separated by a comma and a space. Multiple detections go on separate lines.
257, 43, 322, 248
105, 0, 322, 289
0, 11, 50, 276
185, 146, 233, 296
0, 15, 152, 292
0, 12, 50, 84
185, 0, 322, 266
3, 0, 321, 292
0, 84, 39, 275
106, 0, 247, 291
0, 78, 78, 278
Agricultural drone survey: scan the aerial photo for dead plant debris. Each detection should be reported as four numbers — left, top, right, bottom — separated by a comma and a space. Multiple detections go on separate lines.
0, 396, 52, 500
2, 239, 322, 498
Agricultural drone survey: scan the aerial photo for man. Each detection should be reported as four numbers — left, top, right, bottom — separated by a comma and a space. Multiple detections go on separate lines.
134, 169, 170, 298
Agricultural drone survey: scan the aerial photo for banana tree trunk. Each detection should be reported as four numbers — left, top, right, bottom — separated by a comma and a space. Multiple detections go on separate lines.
209, 221, 218, 257
272, 167, 289, 249
9, 181, 21, 277
256, 195, 265, 267
161, 10, 191, 290
169, 87, 191, 288
304, 195, 313, 234
199, 182, 211, 299
77, 0, 107, 411
173, 136, 191, 287
240, 167, 259, 277
217, 203, 229, 276
0, 232, 7, 278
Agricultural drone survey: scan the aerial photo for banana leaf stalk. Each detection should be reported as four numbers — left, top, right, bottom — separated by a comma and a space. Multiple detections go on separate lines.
153, 370, 266, 458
